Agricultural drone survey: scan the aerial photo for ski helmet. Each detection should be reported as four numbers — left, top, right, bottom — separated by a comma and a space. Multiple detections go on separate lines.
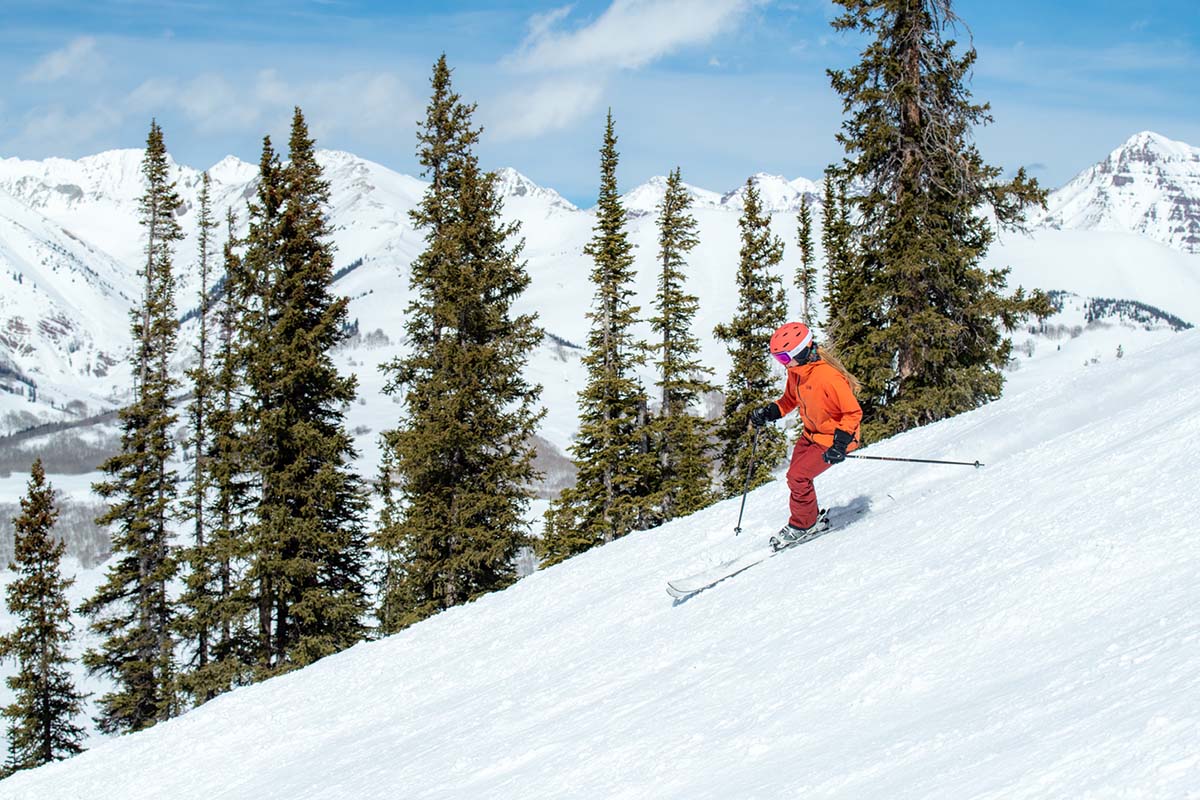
769, 322, 814, 365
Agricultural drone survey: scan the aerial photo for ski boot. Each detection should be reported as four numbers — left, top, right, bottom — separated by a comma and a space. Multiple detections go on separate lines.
769, 509, 829, 551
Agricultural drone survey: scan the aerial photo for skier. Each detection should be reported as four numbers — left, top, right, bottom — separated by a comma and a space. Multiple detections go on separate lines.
748, 322, 862, 546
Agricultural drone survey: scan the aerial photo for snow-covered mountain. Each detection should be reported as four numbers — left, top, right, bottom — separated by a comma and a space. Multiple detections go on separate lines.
621, 172, 819, 218
493, 167, 577, 213
0, 150, 254, 279
0, 186, 133, 417
620, 174, 723, 216
719, 172, 820, 213
1040, 130, 1200, 253
0, 148, 833, 460
2, 132, 1199, 465
3, 323, 1198, 799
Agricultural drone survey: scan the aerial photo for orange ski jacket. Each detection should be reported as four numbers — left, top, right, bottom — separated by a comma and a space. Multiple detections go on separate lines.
773, 360, 863, 450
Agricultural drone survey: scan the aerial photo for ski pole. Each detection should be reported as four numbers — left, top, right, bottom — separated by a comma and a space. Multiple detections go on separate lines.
734, 426, 761, 536
845, 454, 984, 468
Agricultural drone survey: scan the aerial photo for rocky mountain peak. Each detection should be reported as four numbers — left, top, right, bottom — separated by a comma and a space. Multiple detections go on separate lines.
493, 167, 576, 212
1041, 130, 1200, 254
619, 175, 722, 216
719, 172, 820, 214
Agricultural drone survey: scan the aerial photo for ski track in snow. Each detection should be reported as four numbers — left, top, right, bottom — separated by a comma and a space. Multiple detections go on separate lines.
2, 330, 1199, 798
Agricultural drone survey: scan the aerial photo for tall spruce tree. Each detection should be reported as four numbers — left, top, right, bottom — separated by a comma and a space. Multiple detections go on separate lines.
370, 447, 405, 634
240, 136, 284, 670
795, 195, 818, 327
189, 209, 257, 698
381, 56, 544, 627
649, 168, 715, 521
823, 176, 889, 433
0, 460, 85, 775
81, 119, 182, 734
540, 111, 655, 566
713, 179, 788, 497
177, 171, 218, 704
819, 171, 846, 338
247, 108, 369, 671
827, 0, 1049, 439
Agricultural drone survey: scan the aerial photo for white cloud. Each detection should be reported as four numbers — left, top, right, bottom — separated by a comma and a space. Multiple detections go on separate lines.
490, 79, 605, 140
526, 5, 575, 40
126, 70, 420, 140
253, 70, 293, 110
493, 0, 758, 141
299, 71, 422, 143
511, 0, 756, 72
24, 36, 102, 83
13, 104, 123, 152
128, 74, 257, 133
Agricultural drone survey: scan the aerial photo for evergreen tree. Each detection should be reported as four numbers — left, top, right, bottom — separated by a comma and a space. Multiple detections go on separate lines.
81, 119, 182, 734
249, 108, 370, 671
713, 180, 788, 497
818, 172, 887, 430
370, 446, 405, 634
240, 136, 284, 669
819, 171, 846, 337
381, 56, 544, 626
827, 0, 1050, 439
180, 208, 257, 703
648, 168, 715, 521
824, 177, 890, 433
177, 171, 218, 704
0, 460, 85, 774
540, 111, 655, 566
795, 195, 818, 326
205, 209, 259, 694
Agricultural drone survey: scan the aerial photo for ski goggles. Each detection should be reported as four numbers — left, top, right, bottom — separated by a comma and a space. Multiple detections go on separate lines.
771, 336, 814, 366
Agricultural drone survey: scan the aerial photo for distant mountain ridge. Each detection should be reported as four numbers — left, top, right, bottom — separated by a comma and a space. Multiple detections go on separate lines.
0, 130, 1197, 446
4, 128, 1198, 257
1038, 131, 1200, 254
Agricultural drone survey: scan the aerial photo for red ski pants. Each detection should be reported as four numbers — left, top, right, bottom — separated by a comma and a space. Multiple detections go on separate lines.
786, 436, 832, 529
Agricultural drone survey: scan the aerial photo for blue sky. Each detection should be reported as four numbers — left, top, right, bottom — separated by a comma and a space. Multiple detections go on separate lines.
1, 0, 1197, 206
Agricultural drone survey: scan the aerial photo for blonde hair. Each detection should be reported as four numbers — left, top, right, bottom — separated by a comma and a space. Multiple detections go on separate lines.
816, 344, 861, 397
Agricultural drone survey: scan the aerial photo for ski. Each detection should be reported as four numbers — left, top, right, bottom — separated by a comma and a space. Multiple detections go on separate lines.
665, 511, 851, 601
665, 545, 776, 600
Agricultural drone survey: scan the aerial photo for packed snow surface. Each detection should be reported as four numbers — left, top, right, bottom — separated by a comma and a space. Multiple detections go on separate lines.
3, 327, 1198, 798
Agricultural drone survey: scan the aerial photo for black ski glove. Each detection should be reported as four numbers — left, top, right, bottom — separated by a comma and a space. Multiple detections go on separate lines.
823, 428, 855, 465
748, 403, 781, 428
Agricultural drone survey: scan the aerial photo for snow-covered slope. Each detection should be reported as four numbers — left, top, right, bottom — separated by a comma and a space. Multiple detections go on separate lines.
987, 227, 1200, 324
2, 132, 1199, 797
0, 187, 133, 415
1040, 131, 1200, 254
3, 325, 1198, 799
